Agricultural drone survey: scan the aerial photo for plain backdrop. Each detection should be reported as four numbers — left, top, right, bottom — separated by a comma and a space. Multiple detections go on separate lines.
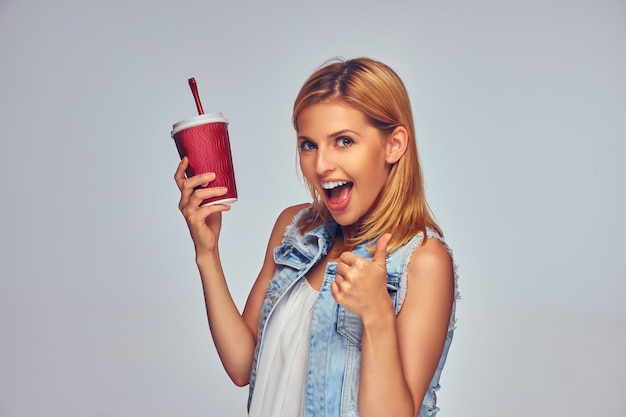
1, 0, 625, 416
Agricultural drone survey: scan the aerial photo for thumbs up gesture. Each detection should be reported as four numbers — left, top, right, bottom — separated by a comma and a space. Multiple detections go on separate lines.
331, 233, 394, 320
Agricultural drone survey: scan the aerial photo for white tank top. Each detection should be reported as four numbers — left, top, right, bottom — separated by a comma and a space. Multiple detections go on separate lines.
248, 277, 318, 417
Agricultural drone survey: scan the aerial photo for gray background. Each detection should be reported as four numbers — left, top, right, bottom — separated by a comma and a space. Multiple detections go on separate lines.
1, 0, 625, 416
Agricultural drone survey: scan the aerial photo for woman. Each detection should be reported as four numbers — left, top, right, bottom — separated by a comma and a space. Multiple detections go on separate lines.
175, 57, 458, 417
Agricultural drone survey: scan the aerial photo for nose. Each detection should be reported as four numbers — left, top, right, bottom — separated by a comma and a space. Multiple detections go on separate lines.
315, 147, 335, 175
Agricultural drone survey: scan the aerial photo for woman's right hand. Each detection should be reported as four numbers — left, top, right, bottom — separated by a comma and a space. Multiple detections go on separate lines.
174, 157, 231, 256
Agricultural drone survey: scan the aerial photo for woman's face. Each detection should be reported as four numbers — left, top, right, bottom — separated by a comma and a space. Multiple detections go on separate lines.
297, 101, 391, 226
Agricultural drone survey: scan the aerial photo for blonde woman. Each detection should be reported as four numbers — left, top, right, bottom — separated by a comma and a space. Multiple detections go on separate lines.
175, 57, 459, 417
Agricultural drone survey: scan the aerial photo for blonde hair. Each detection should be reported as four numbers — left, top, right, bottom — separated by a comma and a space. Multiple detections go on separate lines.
292, 57, 442, 253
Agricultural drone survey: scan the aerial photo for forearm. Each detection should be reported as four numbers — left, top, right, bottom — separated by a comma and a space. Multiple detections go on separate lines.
359, 308, 416, 417
196, 251, 256, 386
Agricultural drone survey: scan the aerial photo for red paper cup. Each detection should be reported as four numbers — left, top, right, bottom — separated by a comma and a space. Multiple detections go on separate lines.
171, 113, 237, 206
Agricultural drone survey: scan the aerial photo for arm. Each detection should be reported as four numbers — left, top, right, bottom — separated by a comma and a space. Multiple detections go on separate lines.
175, 157, 308, 386
333, 235, 454, 417
393, 238, 454, 413
197, 204, 304, 386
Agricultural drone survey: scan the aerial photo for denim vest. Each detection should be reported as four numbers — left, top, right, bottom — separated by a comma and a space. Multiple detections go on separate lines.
248, 208, 458, 417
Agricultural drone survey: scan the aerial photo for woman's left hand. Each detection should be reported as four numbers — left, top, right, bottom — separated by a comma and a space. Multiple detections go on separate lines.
331, 233, 394, 321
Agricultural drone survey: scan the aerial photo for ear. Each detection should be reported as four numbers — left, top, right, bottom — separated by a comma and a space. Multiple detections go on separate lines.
385, 126, 408, 164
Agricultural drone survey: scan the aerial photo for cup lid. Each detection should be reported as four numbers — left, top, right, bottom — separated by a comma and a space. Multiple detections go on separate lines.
171, 112, 228, 137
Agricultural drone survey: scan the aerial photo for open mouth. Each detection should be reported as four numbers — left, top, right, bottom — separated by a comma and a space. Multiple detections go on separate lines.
322, 180, 353, 206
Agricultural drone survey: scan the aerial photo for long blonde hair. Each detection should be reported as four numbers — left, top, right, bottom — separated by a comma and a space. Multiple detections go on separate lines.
292, 57, 442, 253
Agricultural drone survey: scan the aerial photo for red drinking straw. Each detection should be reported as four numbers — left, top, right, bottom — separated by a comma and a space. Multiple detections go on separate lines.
188, 77, 205, 115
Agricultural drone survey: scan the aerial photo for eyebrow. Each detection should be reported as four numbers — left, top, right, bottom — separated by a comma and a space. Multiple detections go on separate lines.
297, 129, 360, 141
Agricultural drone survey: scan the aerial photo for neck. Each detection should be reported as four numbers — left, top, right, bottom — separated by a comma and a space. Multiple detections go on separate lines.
328, 231, 346, 258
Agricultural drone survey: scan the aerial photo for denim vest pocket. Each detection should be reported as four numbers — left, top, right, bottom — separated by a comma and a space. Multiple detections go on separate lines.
336, 306, 362, 417
274, 240, 318, 269
336, 306, 363, 349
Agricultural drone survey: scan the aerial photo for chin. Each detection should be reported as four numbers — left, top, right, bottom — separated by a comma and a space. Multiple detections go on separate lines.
328, 211, 359, 227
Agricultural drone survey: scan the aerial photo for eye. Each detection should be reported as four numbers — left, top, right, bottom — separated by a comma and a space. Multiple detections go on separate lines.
336, 136, 354, 148
298, 140, 317, 151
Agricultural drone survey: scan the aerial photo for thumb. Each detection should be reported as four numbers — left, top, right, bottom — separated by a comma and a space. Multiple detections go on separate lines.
372, 233, 391, 269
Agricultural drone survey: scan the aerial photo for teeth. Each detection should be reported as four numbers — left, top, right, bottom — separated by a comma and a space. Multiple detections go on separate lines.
321, 180, 349, 190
